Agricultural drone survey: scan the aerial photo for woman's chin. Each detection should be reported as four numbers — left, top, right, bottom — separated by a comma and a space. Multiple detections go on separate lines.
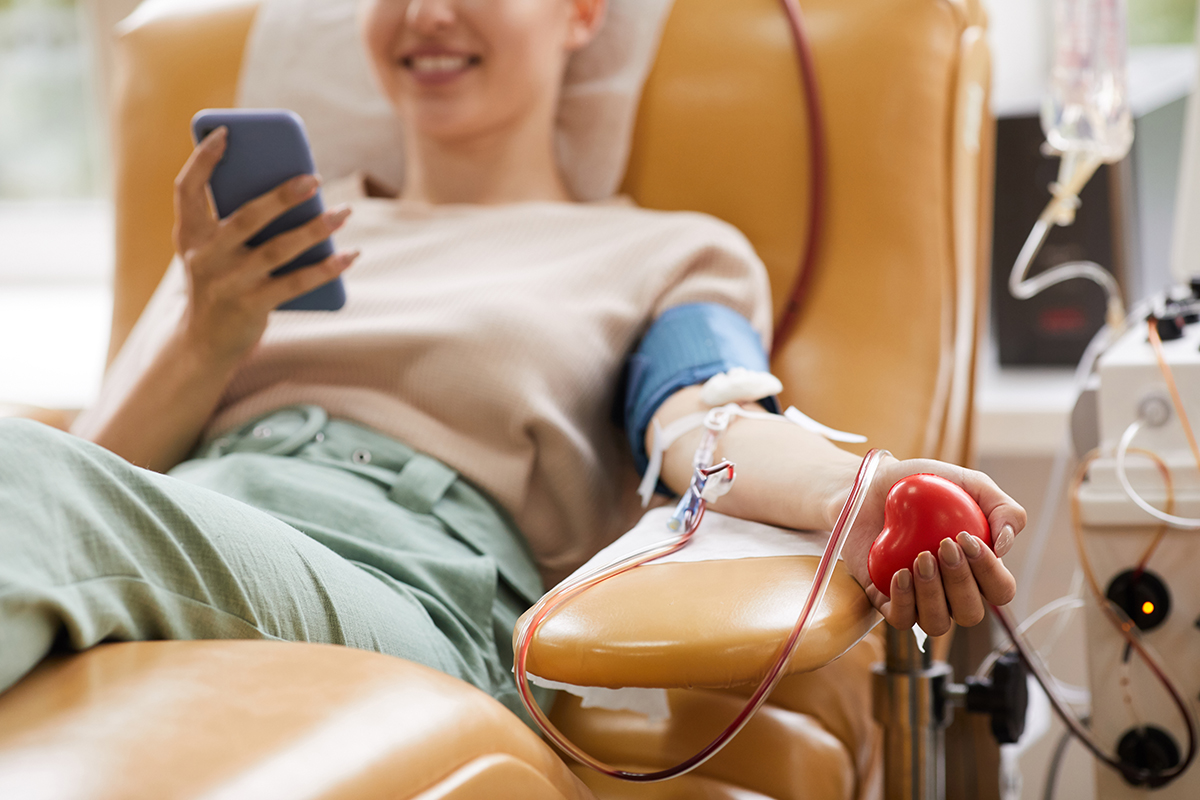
402, 106, 503, 147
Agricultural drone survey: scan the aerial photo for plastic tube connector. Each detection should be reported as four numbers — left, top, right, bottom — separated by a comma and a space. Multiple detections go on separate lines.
1137, 394, 1172, 429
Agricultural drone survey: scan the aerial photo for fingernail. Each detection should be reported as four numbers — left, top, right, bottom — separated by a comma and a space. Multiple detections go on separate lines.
957, 531, 982, 559
896, 568, 912, 592
327, 205, 352, 227
339, 249, 361, 268
995, 525, 1015, 557
206, 126, 227, 145
293, 175, 318, 198
939, 537, 961, 567
916, 551, 937, 580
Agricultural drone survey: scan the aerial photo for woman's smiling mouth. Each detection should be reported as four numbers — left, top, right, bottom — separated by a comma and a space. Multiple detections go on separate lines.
401, 52, 482, 85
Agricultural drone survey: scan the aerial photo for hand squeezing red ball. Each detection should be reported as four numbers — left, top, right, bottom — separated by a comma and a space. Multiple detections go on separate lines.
868, 473, 993, 598
844, 457, 1022, 635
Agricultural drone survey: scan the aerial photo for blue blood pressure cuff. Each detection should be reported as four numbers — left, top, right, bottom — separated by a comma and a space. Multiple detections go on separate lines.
623, 302, 780, 478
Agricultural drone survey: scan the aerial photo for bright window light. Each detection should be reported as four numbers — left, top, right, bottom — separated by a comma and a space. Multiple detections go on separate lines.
1, 0, 112, 409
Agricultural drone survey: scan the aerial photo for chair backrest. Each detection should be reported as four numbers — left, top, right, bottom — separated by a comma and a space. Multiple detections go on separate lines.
109, 0, 993, 463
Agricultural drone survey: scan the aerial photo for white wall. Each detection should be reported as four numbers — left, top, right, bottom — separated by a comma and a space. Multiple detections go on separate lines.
984, 0, 1053, 118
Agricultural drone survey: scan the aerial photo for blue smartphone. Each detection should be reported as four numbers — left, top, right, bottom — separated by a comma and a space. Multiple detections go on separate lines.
191, 109, 346, 311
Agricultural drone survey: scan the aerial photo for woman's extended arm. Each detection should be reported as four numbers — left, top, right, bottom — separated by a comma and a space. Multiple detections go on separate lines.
84, 327, 245, 472
78, 129, 359, 471
650, 384, 1026, 635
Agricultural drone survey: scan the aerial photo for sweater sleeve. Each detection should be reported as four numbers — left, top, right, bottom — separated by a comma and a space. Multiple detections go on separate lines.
649, 215, 774, 353
619, 215, 776, 479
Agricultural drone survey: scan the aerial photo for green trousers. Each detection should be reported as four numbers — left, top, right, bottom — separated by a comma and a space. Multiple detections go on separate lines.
0, 406, 549, 723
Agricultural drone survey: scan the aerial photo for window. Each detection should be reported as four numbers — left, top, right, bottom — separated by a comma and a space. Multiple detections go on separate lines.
0, 0, 111, 409
0, 0, 100, 199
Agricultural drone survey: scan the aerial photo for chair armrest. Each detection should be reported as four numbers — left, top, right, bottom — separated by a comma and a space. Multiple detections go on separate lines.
0, 641, 594, 800
0, 404, 78, 432
524, 556, 879, 690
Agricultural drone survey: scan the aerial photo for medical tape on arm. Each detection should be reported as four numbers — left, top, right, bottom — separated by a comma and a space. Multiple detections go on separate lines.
638, 395, 866, 507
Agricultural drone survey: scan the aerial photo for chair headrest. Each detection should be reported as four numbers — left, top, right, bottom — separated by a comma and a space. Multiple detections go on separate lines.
237, 0, 674, 201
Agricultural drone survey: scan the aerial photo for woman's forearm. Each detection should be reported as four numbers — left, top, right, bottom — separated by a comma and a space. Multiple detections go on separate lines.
81, 325, 241, 472
650, 385, 862, 531
648, 382, 1025, 638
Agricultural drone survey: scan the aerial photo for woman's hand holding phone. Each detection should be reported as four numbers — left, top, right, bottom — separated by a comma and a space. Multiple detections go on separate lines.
80, 124, 358, 473
172, 127, 360, 367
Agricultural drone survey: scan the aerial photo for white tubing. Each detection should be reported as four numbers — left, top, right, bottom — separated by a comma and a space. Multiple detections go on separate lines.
1008, 154, 1125, 330
976, 592, 1084, 680
1115, 420, 1200, 529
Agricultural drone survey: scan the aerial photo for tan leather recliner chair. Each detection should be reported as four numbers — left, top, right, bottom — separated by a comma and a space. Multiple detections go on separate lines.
0, 0, 993, 798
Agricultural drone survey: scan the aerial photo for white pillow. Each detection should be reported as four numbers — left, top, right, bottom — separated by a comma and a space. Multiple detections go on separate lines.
236, 0, 675, 201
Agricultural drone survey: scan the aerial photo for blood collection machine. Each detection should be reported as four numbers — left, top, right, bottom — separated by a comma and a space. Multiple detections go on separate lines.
1000, 0, 1200, 795
1076, 310, 1200, 797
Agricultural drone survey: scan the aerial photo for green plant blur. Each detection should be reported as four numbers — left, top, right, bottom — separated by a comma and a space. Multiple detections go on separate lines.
1129, 0, 1197, 45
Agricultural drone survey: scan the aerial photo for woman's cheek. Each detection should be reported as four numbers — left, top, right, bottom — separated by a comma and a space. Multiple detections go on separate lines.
360, 3, 405, 96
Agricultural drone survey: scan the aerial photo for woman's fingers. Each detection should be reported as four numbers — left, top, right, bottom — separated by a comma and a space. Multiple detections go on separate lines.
257, 250, 360, 309
876, 535, 1012, 635
913, 551, 952, 636
247, 205, 352, 277
958, 532, 1017, 606
938, 537, 986, 626
173, 127, 227, 252
993, 523, 1017, 557
884, 569, 916, 628
954, 467, 1026, 554
218, 173, 321, 250
873, 555, 956, 636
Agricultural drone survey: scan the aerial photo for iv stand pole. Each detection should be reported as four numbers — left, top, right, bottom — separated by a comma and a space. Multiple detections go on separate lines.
874, 626, 954, 800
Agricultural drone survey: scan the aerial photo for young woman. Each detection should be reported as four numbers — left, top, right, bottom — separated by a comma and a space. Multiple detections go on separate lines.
0, 0, 1023, 722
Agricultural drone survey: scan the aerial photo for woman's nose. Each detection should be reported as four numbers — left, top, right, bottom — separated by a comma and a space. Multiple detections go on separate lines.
405, 0, 457, 33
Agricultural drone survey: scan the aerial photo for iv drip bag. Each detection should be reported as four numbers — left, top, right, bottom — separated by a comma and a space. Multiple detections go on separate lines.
1042, 0, 1134, 163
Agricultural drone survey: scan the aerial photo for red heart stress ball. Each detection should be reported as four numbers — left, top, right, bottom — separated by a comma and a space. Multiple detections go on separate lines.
868, 473, 993, 597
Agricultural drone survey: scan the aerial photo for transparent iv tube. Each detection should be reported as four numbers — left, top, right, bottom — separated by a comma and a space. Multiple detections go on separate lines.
1010, 0, 1133, 330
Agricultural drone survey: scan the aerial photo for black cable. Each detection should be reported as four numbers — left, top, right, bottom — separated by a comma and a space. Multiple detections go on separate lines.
994, 604, 1196, 788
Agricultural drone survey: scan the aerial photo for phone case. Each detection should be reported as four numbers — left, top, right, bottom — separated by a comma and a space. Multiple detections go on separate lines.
191, 109, 346, 311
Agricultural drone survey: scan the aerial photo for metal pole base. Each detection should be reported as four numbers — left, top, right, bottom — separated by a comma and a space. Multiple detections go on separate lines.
873, 626, 953, 800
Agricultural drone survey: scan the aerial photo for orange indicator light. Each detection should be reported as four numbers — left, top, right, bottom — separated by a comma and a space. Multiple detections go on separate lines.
1142, 601, 1155, 615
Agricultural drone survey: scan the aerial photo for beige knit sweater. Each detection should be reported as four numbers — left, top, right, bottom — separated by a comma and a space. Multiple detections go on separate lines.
82, 175, 772, 582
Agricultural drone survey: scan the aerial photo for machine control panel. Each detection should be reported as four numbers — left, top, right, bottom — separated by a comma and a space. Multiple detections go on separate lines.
1077, 314, 1200, 797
